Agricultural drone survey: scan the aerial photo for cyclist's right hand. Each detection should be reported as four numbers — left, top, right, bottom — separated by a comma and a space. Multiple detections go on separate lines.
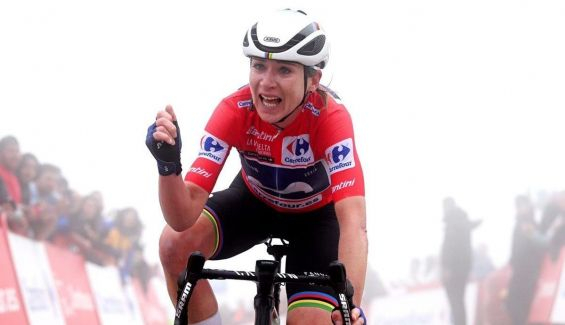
146, 105, 183, 176
331, 306, 366, 325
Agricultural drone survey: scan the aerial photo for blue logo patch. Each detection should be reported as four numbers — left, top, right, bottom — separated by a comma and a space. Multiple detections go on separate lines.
304, 102, 320, 116
325, 138, 355, 174
203, 137, 225, 152
288, 138, 310, 156
198, 132, 229, 164
328, 145, 351, 163
282, 135, 313, 166
237, 100, 252, 108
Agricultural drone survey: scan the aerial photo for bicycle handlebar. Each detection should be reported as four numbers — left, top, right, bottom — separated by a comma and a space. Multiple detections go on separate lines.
175, 251, 356, 325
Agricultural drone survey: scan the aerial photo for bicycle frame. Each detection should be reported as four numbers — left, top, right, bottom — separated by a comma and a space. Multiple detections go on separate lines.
174, 251, 355, 325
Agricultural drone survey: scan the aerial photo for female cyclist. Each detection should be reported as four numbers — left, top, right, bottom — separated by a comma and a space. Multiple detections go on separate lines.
147, 9, 368, 325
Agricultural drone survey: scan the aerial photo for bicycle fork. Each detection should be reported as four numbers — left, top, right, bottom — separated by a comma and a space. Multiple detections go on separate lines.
254, 259, 279, 325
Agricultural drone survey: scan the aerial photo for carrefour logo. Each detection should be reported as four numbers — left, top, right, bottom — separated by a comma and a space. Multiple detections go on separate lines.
325, 138, 355, 174
282, 135, 313, 165
237, 100, 252, 108
203, 137, 224, 152
198, 132, 228, 164
304, 102, 320, 116
328, 145, 350, 164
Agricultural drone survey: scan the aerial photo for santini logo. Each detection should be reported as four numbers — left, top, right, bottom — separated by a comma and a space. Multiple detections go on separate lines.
282, 135, 313, 165
325, 138, 355, 174
198, 132, 228, 164
332, 179, 355, 193
190, 167, 212, 178
263, 36, 280, 43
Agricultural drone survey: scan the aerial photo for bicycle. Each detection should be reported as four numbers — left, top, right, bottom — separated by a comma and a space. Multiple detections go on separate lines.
174, 239, 356, 325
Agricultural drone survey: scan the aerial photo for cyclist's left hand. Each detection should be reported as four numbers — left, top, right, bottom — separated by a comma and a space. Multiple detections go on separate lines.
331, 306, 365, 325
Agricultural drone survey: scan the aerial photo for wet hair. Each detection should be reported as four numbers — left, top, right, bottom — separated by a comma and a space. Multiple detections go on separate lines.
305, 66, 317, 78
304, 66, 328, 106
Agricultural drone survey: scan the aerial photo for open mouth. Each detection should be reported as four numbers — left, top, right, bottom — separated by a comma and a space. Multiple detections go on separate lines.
260, 95, 282, 108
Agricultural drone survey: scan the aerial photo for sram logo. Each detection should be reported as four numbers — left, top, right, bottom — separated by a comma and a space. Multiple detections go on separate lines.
198, 132, 229, 164
282, 135, 313, 166
325, 138, 355, 174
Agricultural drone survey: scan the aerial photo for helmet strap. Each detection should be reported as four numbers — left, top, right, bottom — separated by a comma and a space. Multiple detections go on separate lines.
272, 68, 310, 128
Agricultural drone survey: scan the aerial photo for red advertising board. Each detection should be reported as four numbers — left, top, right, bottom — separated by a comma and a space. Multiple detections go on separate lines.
45, 243, 101, 325
529, 251, 565, 324
0, 215, 29, 324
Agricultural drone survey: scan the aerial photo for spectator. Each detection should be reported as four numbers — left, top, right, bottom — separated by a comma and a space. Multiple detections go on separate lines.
506, 194, 546, 325
15, 153, 39, 205
51, 192, 111, 265
1, 178, 28, 235
440, 197, 481, 325
55, 187, 82, 225
1, 134, 155, 286
102, 207, 143, 268
127, 244, 153, 290
27, 163, 62, 240
0, 178, 10, 208
0, 135, 22, 205
539, 190, 565, 260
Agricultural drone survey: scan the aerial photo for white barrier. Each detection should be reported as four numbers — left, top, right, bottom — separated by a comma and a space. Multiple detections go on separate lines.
8, 233, 66, 325
85, 262, 144, 325
370, 283, 477, 325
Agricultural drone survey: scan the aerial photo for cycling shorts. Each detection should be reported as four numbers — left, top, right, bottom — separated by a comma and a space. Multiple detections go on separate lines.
203, 172, 341, 312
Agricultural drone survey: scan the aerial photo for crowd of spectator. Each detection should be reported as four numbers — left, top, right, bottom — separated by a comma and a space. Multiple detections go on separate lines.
390, 193, 565, 325
367, 190, 565, 325
0, 134, 156, 288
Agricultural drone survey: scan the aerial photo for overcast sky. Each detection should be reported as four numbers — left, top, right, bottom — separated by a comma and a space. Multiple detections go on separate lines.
1, 0, 565, 284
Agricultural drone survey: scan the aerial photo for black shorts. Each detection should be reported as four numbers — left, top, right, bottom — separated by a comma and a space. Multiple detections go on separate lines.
202, 172, 340, 312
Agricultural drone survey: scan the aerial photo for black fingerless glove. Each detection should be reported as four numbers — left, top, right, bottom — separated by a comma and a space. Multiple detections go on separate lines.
145, 121, 182, 176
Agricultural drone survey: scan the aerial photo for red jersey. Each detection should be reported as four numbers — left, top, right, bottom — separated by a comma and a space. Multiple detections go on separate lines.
185, 85, 364, 213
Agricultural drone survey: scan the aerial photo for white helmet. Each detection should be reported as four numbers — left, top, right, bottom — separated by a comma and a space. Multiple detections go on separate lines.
242, 9, 330, 69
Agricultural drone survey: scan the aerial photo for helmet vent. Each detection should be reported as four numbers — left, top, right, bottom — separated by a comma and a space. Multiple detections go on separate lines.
297, 35, 326, 56
243, 32, 249, 47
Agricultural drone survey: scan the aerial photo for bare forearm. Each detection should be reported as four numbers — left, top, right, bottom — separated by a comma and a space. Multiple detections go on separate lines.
335, 196, 368, 306
339, 225, 368, 305
158, 176, 207, 231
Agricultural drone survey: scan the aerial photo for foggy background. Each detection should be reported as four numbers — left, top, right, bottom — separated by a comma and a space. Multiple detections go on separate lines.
1, 0, 565, 315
